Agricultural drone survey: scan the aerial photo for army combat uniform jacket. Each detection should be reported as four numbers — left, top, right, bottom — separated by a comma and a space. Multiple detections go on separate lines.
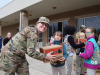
0, 26, 46, 74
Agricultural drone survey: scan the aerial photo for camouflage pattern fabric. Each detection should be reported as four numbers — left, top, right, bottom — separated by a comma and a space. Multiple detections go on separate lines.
37, 16, 50, 25
0, 26, 46, 75
0, 56, 29, 75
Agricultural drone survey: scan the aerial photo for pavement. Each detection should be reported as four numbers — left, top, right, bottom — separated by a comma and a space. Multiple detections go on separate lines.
26, 55, 76, 75
0, 48, 76, 75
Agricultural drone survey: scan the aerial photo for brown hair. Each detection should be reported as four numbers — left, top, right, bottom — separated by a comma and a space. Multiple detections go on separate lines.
87, 27, 98, 42
53, 31, 64, 45
53, 31, 63, 38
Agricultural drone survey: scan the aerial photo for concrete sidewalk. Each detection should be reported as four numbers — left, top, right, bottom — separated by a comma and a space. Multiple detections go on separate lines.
27, 54, 76, 75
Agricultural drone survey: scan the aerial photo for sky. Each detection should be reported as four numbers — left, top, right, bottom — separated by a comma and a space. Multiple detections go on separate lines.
0, 0, 13, 9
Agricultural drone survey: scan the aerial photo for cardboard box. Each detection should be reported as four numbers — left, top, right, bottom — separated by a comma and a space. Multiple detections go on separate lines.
40, 45, 63, 63
75, 38, 87, 48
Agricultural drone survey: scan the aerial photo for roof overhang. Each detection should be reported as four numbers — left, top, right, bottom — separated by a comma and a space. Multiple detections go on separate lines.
0, 0, 100, 27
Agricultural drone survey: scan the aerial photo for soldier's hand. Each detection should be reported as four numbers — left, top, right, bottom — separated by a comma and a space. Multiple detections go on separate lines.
45, 51, 56, 62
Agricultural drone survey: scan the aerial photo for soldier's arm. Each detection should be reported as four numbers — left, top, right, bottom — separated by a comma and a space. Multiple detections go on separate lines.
26, 27, 46, 61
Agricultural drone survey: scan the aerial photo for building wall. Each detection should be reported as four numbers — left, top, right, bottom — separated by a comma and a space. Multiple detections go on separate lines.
2, 4, 100, 42
29, 4, 100, 43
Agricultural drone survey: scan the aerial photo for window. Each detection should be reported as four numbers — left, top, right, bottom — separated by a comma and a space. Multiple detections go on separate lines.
37, 33, 42, 42
53, 23, 58, 33
49, 23, 53, 39
77, 19, 84, 31
63, 21, 68, 37
77, 16, 100, 35
48, 21, 68, 42
85, 16, 100, 34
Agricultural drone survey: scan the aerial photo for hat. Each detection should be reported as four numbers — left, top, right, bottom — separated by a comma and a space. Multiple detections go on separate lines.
37, 16, 50, 26
81, 25, 86, 30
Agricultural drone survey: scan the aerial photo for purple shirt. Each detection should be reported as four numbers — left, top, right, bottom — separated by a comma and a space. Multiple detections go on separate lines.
80, 36, 99, 69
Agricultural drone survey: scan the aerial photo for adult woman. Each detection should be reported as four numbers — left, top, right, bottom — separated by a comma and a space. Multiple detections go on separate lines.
3, 32, 11, 46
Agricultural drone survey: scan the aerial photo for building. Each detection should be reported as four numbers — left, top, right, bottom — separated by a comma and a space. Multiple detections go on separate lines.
0, 0, 100, 43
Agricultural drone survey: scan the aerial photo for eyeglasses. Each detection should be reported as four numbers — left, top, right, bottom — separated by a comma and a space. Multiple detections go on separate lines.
85, 32, 92, 34
40, 22, 49, 27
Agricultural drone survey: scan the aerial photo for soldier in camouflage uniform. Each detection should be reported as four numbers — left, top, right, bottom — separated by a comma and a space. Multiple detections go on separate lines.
0, 17, 56, 75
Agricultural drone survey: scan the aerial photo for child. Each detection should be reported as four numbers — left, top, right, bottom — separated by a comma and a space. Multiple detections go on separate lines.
50, 31, 68, 75
76, 32, 85, 75
80, 27, 100, 75
64, 25, 85, 75
79, 32, 85, 39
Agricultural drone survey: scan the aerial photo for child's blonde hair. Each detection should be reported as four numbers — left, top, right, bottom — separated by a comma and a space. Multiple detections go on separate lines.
79, 32, 85, 38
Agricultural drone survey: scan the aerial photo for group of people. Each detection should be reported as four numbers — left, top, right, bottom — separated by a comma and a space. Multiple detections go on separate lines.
0, 16, 99, 75
49, 24, 100, 75
49, 25, 86, 75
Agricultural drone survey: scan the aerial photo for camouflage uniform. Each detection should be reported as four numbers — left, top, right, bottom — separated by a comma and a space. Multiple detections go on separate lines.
0, 26, 46, 75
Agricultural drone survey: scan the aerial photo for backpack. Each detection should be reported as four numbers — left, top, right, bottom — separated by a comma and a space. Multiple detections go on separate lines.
64, 35, 74, 55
